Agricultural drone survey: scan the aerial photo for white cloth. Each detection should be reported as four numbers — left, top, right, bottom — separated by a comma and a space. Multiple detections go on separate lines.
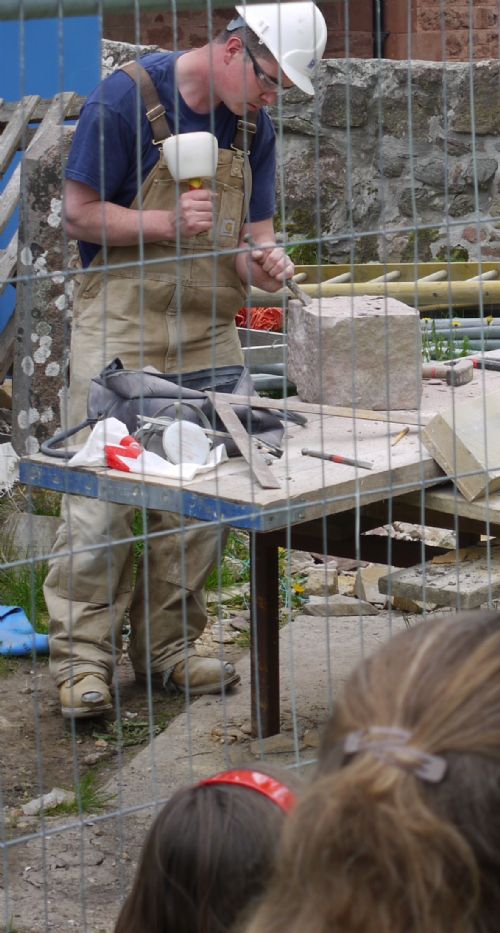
68, 418, 227, 483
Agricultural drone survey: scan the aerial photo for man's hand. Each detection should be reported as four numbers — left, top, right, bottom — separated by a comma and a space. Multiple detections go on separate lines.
176, 188, 215, 237
235, 221, 295, 293
246, 241, 295, 292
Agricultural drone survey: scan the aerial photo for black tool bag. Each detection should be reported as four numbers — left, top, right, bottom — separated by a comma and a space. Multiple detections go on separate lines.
41, 358, 285, 459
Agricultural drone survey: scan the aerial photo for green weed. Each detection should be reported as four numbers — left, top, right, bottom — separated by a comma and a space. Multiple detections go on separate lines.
50, 770, 114, 816
0, 561, 49, 634
0, 657, 22, 678
206, 531, 250, 591
422, 318, 472, 362
92, 707, 182, 749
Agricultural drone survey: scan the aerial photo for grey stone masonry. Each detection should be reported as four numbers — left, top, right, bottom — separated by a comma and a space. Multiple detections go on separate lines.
288, 296, 422, 411
13, 122, 78, 455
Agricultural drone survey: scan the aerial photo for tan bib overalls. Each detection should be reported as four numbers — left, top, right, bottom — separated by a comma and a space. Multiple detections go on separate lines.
44, 66, 253, 685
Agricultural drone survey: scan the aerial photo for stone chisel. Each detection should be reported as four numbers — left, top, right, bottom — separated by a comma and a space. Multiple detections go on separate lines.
243, 234, 311, 306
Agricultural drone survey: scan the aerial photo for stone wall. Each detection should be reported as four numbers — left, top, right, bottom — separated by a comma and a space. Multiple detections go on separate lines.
275, 57, 500, 264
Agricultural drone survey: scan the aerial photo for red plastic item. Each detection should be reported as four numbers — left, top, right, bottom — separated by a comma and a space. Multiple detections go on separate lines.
119, 435, 143, 453
235, 307, 283, 332
198, 769, 296, 812
105, 435, 143, 471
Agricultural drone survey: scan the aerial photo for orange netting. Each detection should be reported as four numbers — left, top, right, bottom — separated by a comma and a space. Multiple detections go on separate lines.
235, 307, 284, 331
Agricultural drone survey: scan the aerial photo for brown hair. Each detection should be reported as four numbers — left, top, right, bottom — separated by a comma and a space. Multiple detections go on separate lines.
216, 21, 275, 62
244, 611, 500, 933
114, 775, 289, 933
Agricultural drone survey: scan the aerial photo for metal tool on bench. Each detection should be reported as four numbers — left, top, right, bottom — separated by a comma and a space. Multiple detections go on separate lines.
421, 358, 473, 386
207, 392, 281, 489
136, 413, 283, 459
243, 234, 312, 306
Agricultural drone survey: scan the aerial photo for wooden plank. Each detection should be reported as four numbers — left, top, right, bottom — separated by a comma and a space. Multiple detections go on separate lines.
0, 95, 84, 125
0, 163, 20, 235
27, 91, 81, 149
0, 95, 40, 175
208, 392, 281, 489
379, 545, 500, 609
0, 232, 18, 294
0, 312, 15, 381
0, 95, 78, 238
213, 392, 426, 426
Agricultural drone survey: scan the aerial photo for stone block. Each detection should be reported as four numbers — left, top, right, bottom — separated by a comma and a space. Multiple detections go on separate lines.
303, 594, 378, 617
380, 544, 500, 609
422, 390, 500, 501
288, 295, 422, 411
354, 564, 392, 606
2, 513, 61, 560
303, 565, 339, 597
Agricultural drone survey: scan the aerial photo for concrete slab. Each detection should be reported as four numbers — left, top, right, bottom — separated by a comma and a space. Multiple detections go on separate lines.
105, 609, 410, 810
379, 544, 500, 608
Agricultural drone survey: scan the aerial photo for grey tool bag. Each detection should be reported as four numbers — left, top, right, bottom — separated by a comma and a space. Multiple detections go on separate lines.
41, 358, 285, 459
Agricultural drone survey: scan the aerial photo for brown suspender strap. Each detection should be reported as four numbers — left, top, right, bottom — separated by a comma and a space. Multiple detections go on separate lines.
231, 117, 257, 155
120, 60, 171, 145
120, 61, 256, 154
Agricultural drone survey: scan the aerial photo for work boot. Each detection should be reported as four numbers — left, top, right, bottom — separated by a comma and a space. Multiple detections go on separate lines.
59, 673, 112, 719
136, 657, 240, 696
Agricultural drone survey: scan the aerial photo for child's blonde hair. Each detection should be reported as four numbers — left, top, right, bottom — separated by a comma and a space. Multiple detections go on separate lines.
244, 611, 500, 933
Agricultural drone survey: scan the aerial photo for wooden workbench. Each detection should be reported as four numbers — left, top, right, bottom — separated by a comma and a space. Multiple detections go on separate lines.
20, 371, 500, 736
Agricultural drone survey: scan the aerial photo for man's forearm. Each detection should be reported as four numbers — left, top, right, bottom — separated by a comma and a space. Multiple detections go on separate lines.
64, 200, 177, 245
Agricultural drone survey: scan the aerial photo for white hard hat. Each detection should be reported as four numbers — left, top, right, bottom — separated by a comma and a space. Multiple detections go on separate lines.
234, 2, 327, 95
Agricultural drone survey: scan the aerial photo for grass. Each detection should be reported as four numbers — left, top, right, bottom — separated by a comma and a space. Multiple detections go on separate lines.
50, 770, 114, 816
0, 485, 60, 634
206, 531, 250, 591
0, 656, 22, 678
0, 560, 49, 634
92, 706, 183, 748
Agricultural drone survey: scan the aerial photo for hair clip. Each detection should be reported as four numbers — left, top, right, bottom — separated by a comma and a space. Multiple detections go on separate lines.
343, 727, 447, 784
198, 769, 296, 812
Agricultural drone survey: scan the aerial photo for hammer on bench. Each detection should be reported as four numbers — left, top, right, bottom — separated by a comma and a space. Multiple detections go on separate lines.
422, 358, 473, 387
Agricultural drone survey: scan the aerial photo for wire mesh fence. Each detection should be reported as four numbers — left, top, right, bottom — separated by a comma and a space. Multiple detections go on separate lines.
1, 1, 500, 930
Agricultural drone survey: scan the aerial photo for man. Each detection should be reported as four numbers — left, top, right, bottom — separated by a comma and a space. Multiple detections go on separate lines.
44, 2, 327, 718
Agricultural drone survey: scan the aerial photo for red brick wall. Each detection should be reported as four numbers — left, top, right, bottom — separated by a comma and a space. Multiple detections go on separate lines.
103, 0, 499, 63
103, 2, 374, 59
385, 0, 500, 60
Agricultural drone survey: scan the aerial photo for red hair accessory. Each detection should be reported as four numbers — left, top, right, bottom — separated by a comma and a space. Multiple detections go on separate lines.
198, 769, 296, 812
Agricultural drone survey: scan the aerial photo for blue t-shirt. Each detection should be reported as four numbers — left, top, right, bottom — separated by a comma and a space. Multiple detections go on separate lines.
66, 51, 277, 267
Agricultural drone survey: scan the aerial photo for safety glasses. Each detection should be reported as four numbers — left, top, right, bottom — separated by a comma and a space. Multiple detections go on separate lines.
244, 42, 289, 94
